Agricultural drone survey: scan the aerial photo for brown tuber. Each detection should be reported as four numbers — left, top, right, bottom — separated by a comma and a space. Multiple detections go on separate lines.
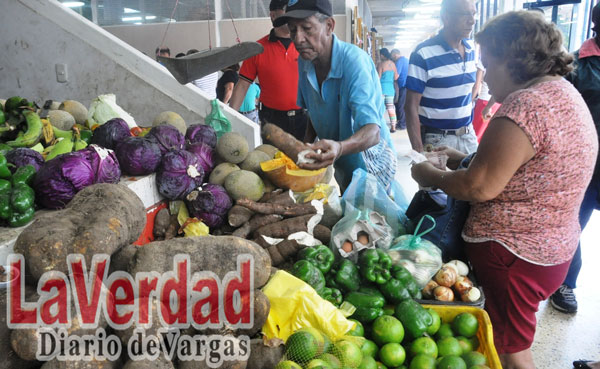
433, 286, 455, 302
236, 198, 317, 217
434, 266, 458, 288
261, 123, 310, 163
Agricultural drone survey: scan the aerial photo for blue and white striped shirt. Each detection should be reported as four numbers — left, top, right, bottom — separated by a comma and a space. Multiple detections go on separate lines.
406, 33, 477, 129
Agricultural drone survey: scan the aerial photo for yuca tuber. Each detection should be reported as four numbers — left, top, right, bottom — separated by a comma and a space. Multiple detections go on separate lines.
236, 198, 316, 217
266, 239, 304, 266
259, 188, 284, 202
254, 214, 315, 239
261, 123, 310, 163
249, 214, 283, 234
232, 222, 252, 238
228, 205, 254, 227
265, 190, 295, 205
313, 224, 332, 244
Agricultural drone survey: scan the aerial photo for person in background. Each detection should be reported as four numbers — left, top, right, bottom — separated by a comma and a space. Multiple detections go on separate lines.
405, 0, 478, 153
472, 53, 501, 141
240, 82, 261, 124
274, 0, 397, 191
229, 0, 308, 140
550, 2, 600, 318
175, 52, 186, 58
391, 49, 409, 130
377, 48, 399, 132
216, 64, 239, 104
411, 11, 597, 369
187, 49, 219, 100
155, 47, 170, 61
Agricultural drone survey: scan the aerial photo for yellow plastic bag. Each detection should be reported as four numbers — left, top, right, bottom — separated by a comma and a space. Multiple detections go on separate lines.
177, 202, 209, 237
262, 270, 355, 342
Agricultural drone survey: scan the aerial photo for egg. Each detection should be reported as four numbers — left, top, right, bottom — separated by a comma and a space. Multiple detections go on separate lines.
357, 232, 370, 245
342, 240, 353, 253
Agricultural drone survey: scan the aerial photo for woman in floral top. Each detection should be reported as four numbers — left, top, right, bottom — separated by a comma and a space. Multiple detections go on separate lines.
411, 11, 598, 369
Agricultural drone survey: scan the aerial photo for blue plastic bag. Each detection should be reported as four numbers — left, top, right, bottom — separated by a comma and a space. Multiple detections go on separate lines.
341, 168, 409, 237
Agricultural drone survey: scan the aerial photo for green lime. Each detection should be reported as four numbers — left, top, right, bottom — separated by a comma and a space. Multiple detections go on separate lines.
426, 309, 441, 336
306, 358, 333, 368
376, 361, 388, 369
275, 360, 303, 369
436, 355, 466, 369
455, 336, 473, 354
469, 365, 491, 369
452, 313, 479, 338
435, 323, 454, 340
409, 337, 438, 358
461, 351, 487, 367
317, 353, 342, 369
436, 337, 462, 357
358, 355, 379, 369
378, 343, 406, 367
361, 339, 379, 358
372, 315, 405, 345
334, 339, 363, 368
348, 319, 365, 337
409, 354, 437, 369
286, 330, 321, 363
468, 336, 480, 350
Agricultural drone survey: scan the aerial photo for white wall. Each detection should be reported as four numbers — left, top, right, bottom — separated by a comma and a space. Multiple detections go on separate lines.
0, 0, 260, 147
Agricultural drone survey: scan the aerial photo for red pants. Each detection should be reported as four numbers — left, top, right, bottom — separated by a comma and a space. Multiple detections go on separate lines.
472, 99, 501, 142
466, 241, 571, 354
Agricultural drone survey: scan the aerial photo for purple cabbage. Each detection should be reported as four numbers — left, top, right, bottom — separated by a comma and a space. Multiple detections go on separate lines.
115, 137, 162, 176
185, 142, 215, 175
184, 183, 232, 228
185, 124, 217, 149
5, 148, 44, 172
146, 125, 185, 155
156, 150, 205, 200
33, 152, 95, 209
90, 118, 131, 150
79, 145, 121, 184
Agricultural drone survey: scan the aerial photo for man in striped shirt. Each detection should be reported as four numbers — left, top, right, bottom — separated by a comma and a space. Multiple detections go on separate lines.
405, 0, 479, 154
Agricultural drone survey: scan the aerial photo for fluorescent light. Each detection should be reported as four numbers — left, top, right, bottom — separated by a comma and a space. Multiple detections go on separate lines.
62, 1, 84, 7
124, 7, 139, 13
399, 19, 439, 26
134, 22, 142, 25
145, 15, 157, 20
403, 5, 441, 12
122, 16, 142, 21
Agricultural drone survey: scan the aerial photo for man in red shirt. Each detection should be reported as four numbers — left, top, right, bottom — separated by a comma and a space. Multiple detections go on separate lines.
229, 0, 308, 140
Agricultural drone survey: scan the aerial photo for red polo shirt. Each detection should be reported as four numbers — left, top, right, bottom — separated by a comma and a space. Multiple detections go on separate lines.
239, 30, 301, 111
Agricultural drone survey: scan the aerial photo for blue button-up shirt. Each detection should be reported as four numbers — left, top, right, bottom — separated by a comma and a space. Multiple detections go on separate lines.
297, 34, 397, 190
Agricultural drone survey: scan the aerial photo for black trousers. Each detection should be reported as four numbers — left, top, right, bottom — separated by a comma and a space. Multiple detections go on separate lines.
259, 106, 309, 141
395, 87, 407, 129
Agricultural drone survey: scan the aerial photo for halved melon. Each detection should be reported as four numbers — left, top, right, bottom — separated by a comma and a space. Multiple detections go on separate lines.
260, 152, 326, 192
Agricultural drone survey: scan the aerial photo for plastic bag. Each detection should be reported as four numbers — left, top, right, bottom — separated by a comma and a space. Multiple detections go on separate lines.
205, 99, 231, 138
294, 183, 343, 228
330, 209, 394, 261
388, 215, 443, 288
342, 168, 409, 237
262, 270, 355, 342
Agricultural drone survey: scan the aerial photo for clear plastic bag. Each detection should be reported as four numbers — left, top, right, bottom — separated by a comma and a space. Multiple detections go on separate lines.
294, 183, 343, 228
388, 215, 442, 288
206, 99, 231, 138
342, 168, 409, 237
330, 209, 394, 261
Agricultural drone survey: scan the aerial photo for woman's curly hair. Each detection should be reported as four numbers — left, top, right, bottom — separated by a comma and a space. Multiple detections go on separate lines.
475, 11, 573, 84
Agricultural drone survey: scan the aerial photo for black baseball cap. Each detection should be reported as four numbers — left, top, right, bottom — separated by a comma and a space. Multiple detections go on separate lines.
269, 0, 287, 11
273, 0, 333, 27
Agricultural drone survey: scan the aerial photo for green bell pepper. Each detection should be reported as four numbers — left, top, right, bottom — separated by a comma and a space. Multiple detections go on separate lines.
379, 278, 412, 304
359, 249, 392, 284
291, 260, 326, 293
11, 165, 36, 187
319, 287, 343, 306
391, 265, 415, 285
80, 129, 93, 144
0, 144, 12, 156
0, 154, 11, 179
297, 245, 335, 274
0, 183, 35, 227
345, 291, 385, 324
394, 299, 433, 339
0, 179, 11, 192
327, 259, 360, 293
358, 285, 386, 300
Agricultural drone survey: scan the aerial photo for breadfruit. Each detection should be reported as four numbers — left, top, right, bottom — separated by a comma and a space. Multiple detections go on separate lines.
255, 143, 279, 158
224, 170, 265, 201
240, 150, 271, 173
217, 132, 249, 164
59, 100, 88, 125
48, 110, 76, 130
209, 162, 240, 185
152, 111, 186, 135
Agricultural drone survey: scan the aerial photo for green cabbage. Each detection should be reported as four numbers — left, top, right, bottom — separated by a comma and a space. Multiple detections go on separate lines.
87, 94, 137, 129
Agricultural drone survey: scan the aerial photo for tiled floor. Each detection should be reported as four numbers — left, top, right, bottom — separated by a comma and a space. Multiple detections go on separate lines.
390, 129, 600, 369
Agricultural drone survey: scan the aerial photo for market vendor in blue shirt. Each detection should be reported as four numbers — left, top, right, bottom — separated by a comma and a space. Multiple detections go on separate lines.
274, 0, 397, 191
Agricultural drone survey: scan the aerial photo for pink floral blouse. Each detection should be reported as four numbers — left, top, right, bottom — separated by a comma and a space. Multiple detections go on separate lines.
463, 79, 598, 265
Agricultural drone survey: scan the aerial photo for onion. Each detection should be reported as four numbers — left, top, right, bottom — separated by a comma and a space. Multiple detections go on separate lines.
460, 287, 481, 302
446, 260, 469, 276
433, 286, 454, 301
453, 276, 474, 295
422, 280, 439, 299
434, 266, 458, 287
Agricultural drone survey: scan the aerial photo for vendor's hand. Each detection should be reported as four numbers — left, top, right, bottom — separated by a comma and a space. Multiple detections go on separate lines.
298, 139, 342, 170
482, 105, 493, 120
411, 161, 437, 187
431, 146, 467, 170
